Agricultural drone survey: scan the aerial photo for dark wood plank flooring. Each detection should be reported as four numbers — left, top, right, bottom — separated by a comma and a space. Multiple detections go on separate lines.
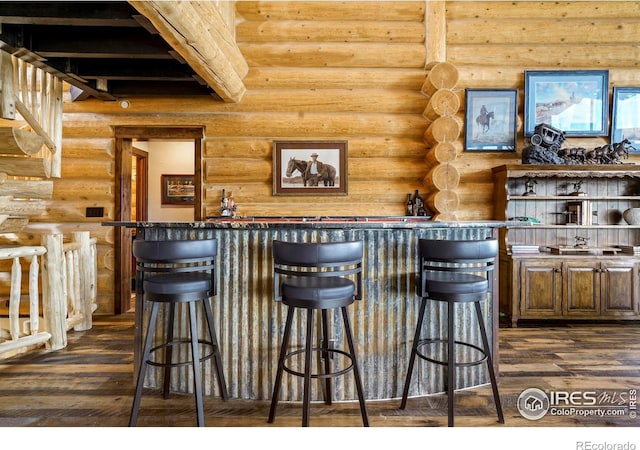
1, 314, 639, 431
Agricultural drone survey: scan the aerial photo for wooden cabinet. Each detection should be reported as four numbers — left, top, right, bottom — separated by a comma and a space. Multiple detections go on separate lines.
520, 259, 562, 320
493, 165, 640, 326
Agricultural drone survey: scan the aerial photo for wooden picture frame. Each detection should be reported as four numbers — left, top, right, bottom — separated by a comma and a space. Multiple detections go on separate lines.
161, 174, 195, 205
464, 88, 518, 152
611, 87, 640, 152
273, 141, 348, 196
524, 70, 609, 137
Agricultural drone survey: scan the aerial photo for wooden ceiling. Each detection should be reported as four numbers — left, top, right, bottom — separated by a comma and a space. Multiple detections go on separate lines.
0, 1, 243, 101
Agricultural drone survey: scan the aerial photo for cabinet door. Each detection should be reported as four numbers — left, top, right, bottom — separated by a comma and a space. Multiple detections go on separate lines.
600, 261, 638, 316
564, 261, 600, 316
520, 260, 562, 318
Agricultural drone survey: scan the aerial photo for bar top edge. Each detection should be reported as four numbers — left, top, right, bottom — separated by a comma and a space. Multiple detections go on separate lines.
103, 217, 506, 230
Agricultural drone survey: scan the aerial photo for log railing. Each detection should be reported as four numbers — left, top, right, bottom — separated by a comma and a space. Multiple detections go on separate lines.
0, 51, 62, 179
0, 232, 97, 357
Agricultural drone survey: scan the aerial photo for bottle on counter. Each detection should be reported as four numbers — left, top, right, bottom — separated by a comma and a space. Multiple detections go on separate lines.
412, 190, 424, 216
406, 193, 413, 216
228, 191, 236, 217
221, 189, 230, 216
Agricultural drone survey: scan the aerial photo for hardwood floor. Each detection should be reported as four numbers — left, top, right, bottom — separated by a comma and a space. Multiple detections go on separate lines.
1, 314, 639, 436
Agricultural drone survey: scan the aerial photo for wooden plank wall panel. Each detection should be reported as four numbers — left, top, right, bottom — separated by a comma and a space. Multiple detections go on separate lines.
447, 1, 640, 220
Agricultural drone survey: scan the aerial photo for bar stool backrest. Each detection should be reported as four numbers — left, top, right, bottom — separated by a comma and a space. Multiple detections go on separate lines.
417, 238, 497, 297
272, 240, 363, 301
133, 239, 218, 296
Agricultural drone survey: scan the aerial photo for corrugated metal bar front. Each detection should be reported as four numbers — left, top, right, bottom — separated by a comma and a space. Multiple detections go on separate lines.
135, 225, 496, 401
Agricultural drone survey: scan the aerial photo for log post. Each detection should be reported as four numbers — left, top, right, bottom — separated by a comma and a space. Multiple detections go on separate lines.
423, 115, 463, 147
41, 233, 67, 351
421, 62, 459, 97
0, 127, 45, 155
424, 162, 461, 191
422, 88, 460, 122
427, 189, 460, 220
72, 231, 93, 331
421, 61, 462, 221
425, 141, 461, 165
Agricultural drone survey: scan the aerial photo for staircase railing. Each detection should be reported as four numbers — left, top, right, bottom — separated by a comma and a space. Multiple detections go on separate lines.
0, 232, 97, 357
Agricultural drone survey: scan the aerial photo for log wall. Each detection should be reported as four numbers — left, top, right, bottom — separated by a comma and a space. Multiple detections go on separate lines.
446, 1, 640, 219
7, 1, 640, 313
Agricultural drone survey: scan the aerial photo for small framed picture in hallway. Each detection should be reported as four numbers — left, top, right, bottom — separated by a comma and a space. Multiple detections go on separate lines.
161, 174, 195, 205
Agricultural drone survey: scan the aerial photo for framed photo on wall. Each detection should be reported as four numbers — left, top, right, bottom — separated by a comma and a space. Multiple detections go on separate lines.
161, 174, 195, 205
611, 86, 640, 152
273, 141, 348, 196
464, 89, 518, 152
524, 70, 609, 137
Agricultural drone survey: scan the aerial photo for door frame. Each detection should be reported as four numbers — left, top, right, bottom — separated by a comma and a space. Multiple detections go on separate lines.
113, 126, 204, 314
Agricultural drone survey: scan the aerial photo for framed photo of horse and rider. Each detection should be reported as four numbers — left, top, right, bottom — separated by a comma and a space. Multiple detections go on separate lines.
273, 141, 347, 196
465, 69, 640, 154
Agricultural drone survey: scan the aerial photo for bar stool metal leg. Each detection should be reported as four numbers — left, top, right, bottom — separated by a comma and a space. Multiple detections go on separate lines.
321, 309, 332, 405
268, 307, 295, 423
302, 308, 314, 427
129, 302, 160, 426
188, 302, 205, 427
202, 297, 229, 400
400, 297, 428, 409
475, 302, 505, 424
341, 306, 369, 427
163, 302, 175, 399
447, 300, 455, 427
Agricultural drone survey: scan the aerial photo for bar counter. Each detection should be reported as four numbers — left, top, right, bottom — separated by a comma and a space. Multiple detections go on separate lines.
105, 217, 505, 402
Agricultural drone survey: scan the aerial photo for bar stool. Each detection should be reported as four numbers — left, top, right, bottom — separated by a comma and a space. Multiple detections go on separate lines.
129, 239, 228, 427
399, 238, 504, 427
268, 240, 369, 427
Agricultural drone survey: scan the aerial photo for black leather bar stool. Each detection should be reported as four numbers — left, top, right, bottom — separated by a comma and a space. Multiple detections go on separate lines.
129, 239, 228, 427
400, 238, 504, 427
268, 240, 369, 427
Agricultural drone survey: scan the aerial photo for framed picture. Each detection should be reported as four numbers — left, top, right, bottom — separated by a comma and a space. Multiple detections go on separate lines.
611, 87, 640, 152
273, 141, 347, 196
524, 70, 609, 137
161, 174, 195, 205
464, 89, 518, 152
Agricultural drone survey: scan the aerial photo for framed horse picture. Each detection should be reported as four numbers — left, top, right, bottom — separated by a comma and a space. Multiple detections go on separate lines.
273, 140, 348, 196
464, 89, 518, 152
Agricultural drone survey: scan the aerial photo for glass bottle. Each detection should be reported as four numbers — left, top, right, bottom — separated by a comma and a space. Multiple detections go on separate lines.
406, 193, 413, 216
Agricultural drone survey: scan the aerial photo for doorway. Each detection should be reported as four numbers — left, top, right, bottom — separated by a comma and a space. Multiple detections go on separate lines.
113, 126, 204, 314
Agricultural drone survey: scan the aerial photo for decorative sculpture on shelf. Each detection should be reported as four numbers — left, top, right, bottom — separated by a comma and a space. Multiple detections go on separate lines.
523, 178, 537, 196
570, 180, 586, 196
574, 236, 590, 248
522, 123, 636, 165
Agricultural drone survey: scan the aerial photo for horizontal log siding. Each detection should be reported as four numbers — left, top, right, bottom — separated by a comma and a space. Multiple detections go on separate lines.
18, 1, 640, 314
447, 1, 640, 219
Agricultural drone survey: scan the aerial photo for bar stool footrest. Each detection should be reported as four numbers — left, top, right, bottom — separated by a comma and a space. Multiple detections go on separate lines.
415, 338, 488, 367
147, 339, 217, 369
283, 347, 354, 379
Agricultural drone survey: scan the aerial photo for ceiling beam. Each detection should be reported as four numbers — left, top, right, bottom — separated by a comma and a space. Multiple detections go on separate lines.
0, 2, 140, 26
129, 1, 248, 103
2, 25, 174, 59
45, 58, 199, 81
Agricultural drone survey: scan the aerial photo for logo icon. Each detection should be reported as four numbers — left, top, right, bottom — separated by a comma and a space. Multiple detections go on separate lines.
518, 387, 550, 420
